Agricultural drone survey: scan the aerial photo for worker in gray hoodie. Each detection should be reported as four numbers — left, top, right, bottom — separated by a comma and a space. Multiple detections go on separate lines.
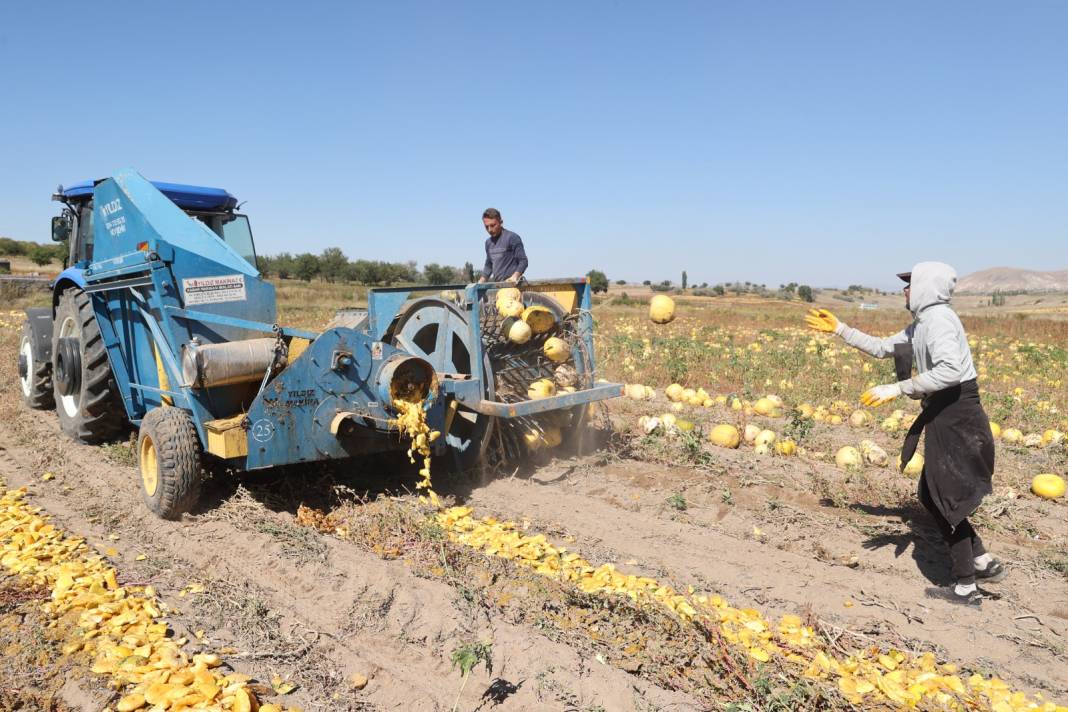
806, 262, 1003, 606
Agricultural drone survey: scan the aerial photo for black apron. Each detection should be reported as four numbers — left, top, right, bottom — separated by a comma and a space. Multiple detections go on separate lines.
900, 379, 995, 527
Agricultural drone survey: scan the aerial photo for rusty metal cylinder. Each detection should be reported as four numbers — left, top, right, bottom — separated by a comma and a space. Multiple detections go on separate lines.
375, 354, 436, 408
181, 338, 286, 389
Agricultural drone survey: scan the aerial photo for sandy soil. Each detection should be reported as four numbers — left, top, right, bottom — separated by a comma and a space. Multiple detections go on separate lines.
0, 319, 1066, 710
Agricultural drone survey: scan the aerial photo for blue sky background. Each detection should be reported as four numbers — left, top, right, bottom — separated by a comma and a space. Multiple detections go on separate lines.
1, 1, 1065, 289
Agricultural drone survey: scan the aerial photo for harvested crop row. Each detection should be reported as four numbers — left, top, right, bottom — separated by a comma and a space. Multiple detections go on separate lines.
0, 482, 298, 712
433, 504, 1065, 710
380, 365, 1066, 710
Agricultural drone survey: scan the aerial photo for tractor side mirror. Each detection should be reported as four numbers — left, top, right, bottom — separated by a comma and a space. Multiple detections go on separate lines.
51, 215, 72, 242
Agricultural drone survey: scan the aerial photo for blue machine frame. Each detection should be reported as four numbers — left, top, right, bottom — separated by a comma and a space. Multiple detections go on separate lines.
53, 169, 622, 472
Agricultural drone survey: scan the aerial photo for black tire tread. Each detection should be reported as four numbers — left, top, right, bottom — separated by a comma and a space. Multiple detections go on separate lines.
139, 407, 203, 519
20, 323, 54, 409
53, 288, 124, 443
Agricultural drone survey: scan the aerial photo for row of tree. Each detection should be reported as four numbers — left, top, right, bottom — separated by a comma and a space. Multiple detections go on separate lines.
0, 237, 65, 266
0, 238, 818, 302
256, 248, 479, 286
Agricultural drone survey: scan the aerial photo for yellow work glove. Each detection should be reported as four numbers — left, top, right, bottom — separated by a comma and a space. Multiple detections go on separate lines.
860, 383, 902, 407
805, 308, 839, 333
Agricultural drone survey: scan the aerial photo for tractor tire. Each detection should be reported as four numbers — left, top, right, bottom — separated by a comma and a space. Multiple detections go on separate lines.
18, 321, 54, 409
52, 288, 124, 443
138, 407, 204, 519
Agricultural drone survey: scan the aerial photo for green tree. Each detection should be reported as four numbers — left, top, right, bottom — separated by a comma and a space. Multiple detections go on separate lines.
424, 263, 461, 285
0, 237, 27, 256
798, 285, 814, 302
681, 270, 688, 290
712, 284, 725, 296
294, 253, 320, 282
28, 245, 53, 267
462, 261, 476, 282
319, 247, 349, 283
273, 252, 295, 279
586, 269, 609, 294
256, 255, 272, 276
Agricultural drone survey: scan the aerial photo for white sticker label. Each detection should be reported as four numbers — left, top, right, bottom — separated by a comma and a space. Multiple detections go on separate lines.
182, 275, 247, 305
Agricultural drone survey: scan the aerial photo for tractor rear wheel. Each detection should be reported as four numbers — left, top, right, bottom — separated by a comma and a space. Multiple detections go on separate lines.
138, 407, 204, 519
18, 320, 53, 409
52, 288, 125, 443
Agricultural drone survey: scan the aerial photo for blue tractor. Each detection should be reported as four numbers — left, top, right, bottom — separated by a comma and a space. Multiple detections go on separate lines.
17, 170, 622, 518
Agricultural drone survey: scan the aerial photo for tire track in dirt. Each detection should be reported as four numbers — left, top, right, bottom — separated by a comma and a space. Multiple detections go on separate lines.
0, 409, 699, 711
458, 458, 1068, 699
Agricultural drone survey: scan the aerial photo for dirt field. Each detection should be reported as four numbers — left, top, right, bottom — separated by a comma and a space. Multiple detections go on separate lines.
0, 287, 1066, 711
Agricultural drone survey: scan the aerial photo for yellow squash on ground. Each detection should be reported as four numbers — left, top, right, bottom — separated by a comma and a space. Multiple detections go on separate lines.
835, 446, 862, 469
649, 295, 676, 324
1031, 474, 1065, 500
709, 424, 741, 448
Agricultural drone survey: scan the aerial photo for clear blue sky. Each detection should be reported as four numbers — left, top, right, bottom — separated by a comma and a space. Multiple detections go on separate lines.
2, 1, 1065, 289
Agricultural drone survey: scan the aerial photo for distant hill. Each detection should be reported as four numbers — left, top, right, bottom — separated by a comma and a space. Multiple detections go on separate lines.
956, 267, 1068, 294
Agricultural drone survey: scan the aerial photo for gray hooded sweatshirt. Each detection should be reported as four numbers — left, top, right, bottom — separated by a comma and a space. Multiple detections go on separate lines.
834, 261, 978, 398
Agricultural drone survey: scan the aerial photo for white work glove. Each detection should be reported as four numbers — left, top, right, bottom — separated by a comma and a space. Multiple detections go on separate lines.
860, 383, 902, 407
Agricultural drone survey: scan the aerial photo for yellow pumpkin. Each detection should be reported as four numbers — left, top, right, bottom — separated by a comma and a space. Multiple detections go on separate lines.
1002, 428, 1023, 444
665, 383, 685, 402
754, 429, 777, 448
709, 424, 741, 448
989, 421, 1002, 439
753, 397, 781, 417
543, 337, 570, 364
504, 317, 532, 344
860, 439, 888, 466
521, 305, 556, 334
900, 452, 924, 477
774, 439, 797, 456
649, 294, 676, 324
743, 423, 762, 444
497, 297, 524, 318
848, 410, 872, 427
1031, 474, 1065, 500
835, 446, 862, 469
495, 287, 521, 306
527, 378, 556, 399
1041, 429, 1064, 447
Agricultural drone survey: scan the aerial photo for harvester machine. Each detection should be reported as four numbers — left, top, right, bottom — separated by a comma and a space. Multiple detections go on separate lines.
17, 170, 622, 518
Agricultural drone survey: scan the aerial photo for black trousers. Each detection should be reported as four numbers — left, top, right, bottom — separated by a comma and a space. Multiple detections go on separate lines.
918, 474, 986, 584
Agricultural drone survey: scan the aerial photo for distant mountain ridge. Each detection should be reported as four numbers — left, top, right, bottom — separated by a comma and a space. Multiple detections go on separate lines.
956, 267, 1068, 294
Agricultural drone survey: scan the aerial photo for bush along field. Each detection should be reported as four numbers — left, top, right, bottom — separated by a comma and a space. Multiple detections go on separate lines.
0, 290, 1066, 711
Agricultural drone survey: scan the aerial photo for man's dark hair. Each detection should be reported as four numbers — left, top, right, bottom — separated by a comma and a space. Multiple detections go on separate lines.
482, 208, 501, 221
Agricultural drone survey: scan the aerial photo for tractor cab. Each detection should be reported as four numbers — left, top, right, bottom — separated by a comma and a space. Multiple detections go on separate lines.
51, 179, 257, 269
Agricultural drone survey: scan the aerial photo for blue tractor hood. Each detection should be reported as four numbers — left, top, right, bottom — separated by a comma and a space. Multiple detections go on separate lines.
59, 179, 237, 211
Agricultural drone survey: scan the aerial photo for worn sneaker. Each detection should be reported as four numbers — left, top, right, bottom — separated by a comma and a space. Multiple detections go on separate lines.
925, 586, 983, 607
975, 559, 1007, 583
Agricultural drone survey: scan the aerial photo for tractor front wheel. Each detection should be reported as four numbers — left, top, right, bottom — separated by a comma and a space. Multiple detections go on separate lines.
138, 407, 204, 519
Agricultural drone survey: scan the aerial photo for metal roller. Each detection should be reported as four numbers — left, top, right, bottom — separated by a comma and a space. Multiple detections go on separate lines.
181, 338, 285, 389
